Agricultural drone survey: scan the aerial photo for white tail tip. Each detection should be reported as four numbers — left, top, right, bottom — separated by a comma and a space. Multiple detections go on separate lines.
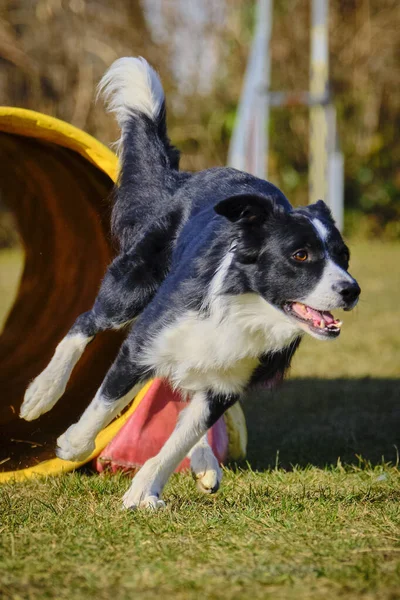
98, 56, 165, 127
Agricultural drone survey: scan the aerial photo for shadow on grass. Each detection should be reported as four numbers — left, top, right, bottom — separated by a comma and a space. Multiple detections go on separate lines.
241, 378, 400, 470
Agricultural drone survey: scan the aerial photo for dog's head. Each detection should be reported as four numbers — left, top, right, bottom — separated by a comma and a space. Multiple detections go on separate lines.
215, 194, 360, 340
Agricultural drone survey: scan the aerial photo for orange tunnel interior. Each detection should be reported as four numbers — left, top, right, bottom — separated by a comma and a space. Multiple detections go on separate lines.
0, 109, 127, 473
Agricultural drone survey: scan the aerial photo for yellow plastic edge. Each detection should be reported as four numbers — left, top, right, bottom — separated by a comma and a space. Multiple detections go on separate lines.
0, 381, 154, 483
0, 107, 118, 182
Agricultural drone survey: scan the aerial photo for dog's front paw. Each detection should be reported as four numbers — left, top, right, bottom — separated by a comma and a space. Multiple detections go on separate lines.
123, 493, 166, 511
20, 374, 67, 421
56, 425, 95, 462
122, 459, 165, 510
190, 445, 222, 494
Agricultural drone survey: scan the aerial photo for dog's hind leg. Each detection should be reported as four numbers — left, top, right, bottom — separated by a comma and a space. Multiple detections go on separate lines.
55, 339, 151, 462
122, 390, 239, 510
20, 250, 163, 422
19, 326, 94, 422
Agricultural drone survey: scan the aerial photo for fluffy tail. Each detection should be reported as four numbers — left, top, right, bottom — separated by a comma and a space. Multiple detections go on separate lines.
98, 57, 180, 245
99, 56, 179, 168
99, 57, 164, 140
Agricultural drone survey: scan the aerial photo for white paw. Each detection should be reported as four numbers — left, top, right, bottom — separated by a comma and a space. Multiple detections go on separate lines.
124, 494, 166, 511
190, 446, 222, 494
20, 374, 67, 421
56, 425, 95, 462
122, 459, 165, 510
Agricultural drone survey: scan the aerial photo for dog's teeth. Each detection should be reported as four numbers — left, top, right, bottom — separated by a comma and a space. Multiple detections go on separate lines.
335, 320, 343, 328
319, 319, 325, 329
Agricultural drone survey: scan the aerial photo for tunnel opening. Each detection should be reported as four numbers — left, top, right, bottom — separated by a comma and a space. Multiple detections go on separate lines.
0, 114, 125, 472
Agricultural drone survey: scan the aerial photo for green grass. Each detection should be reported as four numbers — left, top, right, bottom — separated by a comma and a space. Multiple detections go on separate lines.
0, 240, 399, 599
1, 467, 400, 600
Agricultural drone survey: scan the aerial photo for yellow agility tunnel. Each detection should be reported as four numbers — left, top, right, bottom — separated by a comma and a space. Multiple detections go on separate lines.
0, 108, 246, 481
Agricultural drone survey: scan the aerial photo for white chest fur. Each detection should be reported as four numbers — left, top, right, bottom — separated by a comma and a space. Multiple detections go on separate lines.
142, 293, 301, 395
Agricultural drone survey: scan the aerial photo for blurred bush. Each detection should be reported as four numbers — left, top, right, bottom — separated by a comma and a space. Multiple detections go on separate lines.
0, 0, 399, 240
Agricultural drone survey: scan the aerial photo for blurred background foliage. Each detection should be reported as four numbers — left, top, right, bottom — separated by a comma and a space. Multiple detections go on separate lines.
0, 0, 399, 247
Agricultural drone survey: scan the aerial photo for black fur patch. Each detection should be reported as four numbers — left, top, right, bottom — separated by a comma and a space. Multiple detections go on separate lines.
206, 391, 240, 428
248, 338, 302, 389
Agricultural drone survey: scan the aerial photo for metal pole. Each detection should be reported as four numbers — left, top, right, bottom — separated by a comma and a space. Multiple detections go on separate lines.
309, 0, 329, 203
253, 0, 272, 179
228, 0, 273, 179
327, 105, 344, 230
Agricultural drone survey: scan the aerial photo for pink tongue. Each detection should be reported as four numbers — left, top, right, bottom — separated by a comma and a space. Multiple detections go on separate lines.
307, 307, 334, 325
306, 307, 323, 325
322, 311, 335, 325
292, 303, 335, 325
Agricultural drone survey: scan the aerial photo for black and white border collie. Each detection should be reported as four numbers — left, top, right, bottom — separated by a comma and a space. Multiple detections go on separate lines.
20, 57, 360, 509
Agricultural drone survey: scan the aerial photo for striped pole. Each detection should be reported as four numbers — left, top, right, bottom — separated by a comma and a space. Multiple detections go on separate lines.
228, 0, 273, 179
309, 0, 329, 203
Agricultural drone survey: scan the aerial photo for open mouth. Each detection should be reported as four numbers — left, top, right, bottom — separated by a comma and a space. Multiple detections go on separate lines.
283, 302, 343, 338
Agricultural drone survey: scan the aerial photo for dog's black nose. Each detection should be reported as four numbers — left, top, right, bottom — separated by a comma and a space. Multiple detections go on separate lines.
334, 280, 361, 304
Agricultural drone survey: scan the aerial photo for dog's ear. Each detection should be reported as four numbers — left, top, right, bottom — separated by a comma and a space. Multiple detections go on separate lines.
214, 194, 274, 226
307, 199, 335, 224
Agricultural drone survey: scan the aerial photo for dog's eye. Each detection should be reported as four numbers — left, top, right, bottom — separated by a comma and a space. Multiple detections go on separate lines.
293, 250, 308, 262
